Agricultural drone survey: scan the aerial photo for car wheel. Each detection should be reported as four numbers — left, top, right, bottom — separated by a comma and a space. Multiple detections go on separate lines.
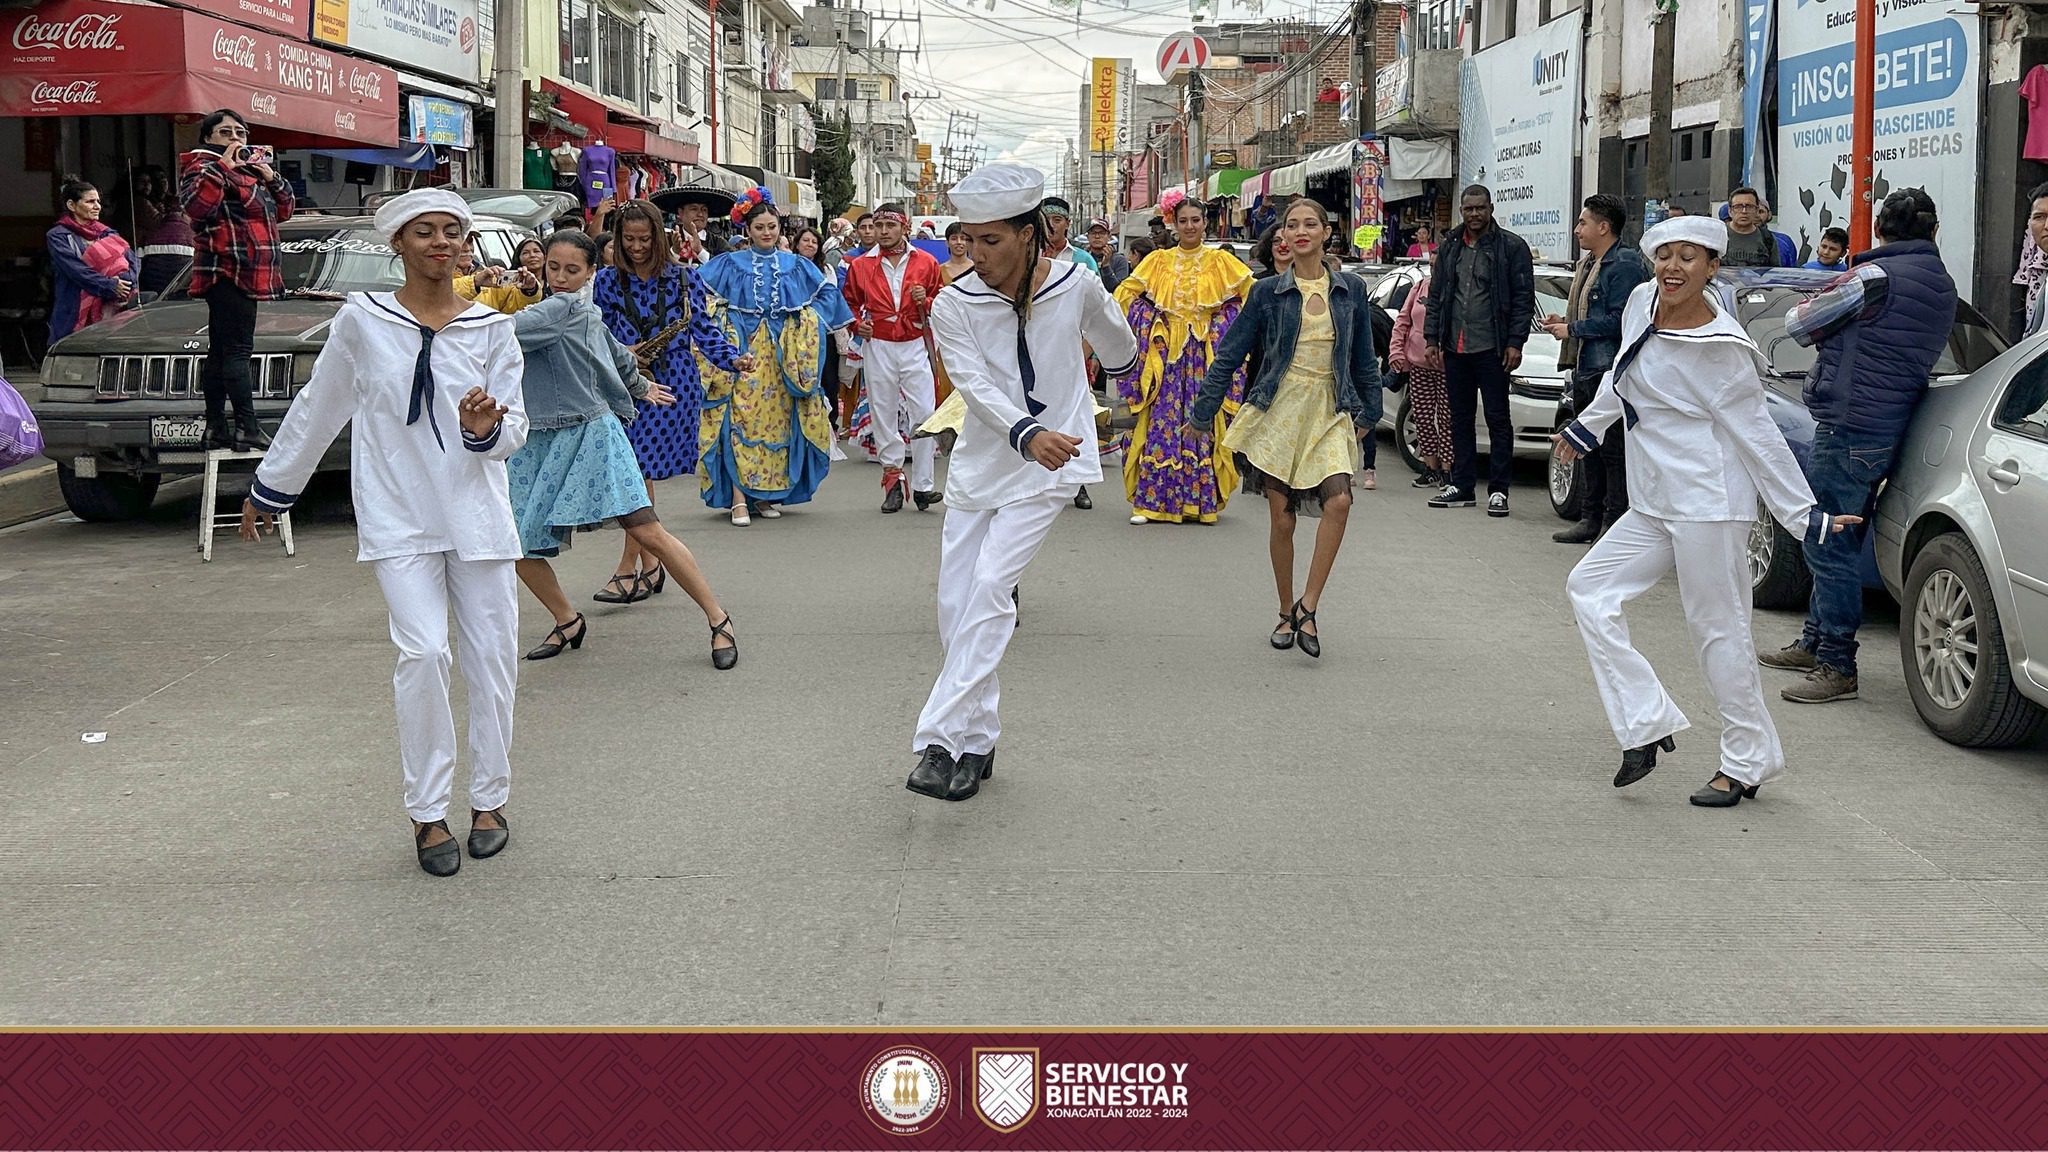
1395, 394, 1425, 474
1749, 498, 1812, 610
56, 465, 160, 523
1899, 533, 2048, 748
1548, 441, 1583, 521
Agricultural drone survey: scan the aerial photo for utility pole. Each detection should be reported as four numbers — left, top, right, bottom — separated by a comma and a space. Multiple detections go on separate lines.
491, 0, 524, 187
1353, 0, 1376, 138
1848, 0, 1875, 254
1645, 0, 1676, 220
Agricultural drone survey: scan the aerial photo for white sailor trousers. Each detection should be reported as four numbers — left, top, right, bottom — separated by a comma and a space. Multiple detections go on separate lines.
371, 552, 520, 822
1567, 510, 1787, 787
862, 336, 937, 491
912, 484, 1076, 757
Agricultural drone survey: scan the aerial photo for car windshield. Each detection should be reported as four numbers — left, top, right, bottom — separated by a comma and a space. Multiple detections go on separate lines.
166, 229, 404, 298
1533, 274, 1571, 332
1737, 283, 2008, 384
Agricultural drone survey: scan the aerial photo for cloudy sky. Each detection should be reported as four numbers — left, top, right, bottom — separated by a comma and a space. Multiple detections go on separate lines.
881, 0, 1340, 187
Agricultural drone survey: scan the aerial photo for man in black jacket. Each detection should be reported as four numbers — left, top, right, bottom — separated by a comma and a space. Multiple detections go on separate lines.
1545, 193, 1649, 543
1422, 184, 1536, 516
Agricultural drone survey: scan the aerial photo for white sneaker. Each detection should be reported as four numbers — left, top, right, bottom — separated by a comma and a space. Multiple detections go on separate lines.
1359, 468, 1377, 491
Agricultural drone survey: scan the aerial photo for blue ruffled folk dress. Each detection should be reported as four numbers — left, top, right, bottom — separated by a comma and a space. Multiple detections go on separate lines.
592, 263, 741, 480
697, 246, 854, 508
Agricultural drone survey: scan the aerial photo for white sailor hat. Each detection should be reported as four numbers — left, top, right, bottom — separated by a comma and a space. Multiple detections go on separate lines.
1640, 215, 1727, 260
373, 187, 474, 244
948, 163, 1046, 226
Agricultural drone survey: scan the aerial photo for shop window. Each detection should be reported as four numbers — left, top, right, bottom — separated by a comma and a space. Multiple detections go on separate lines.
559, 0, 593, 87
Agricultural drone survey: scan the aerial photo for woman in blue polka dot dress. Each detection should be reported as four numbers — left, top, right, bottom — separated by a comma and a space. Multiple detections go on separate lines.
592, 198, 744, 604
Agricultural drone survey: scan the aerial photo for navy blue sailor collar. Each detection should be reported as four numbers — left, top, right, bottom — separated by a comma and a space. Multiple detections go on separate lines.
356, 292, 508, 451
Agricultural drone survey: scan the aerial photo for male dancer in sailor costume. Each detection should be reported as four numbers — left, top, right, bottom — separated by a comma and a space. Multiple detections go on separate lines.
1555, 215, 1861, 808
904, 164, 1139, 802
240, 187, 528, 874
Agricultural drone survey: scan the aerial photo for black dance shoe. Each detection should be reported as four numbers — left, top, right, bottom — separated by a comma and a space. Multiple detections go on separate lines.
467, 808, 509, 858
1613, 735, 1676, 788
1689, 774, 1759, 808
413, 819, 461, 877
906, 745, 957, 799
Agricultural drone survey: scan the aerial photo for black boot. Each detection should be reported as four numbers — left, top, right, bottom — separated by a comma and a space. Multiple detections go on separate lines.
234, 408, 272, 451
1552, 516, 1602, 544
204, 413, 236, 451
1613, 735, 1676, 788
1073, 486, 1093, 509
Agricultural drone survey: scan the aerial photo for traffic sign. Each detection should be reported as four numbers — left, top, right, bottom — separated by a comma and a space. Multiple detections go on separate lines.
1157, 33, 1209, 79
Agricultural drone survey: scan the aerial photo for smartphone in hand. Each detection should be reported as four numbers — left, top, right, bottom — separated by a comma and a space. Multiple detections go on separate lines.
245, 145, 274, 167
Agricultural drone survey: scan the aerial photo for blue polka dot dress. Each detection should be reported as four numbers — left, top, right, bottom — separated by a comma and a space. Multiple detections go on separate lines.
593, 264, 742, 480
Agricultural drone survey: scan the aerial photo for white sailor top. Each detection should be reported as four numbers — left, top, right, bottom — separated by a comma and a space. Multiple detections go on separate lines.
1561, 282, 1828, 544
929, 260, 1138, 511
251, 292, 529, 562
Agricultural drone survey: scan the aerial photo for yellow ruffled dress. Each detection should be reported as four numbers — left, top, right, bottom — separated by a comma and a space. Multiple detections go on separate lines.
1222, 276, 1359, 510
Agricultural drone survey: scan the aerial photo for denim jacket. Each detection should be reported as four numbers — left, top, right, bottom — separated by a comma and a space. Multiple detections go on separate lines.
512, 291, 648, 430
1194, 264, 1381, 428
1564, 244, 1651, 378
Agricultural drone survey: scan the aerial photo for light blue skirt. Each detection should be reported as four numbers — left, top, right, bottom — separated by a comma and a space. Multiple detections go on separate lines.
507, 417, 650, 558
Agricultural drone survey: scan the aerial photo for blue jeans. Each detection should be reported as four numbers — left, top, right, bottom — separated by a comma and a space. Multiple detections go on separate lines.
1798, 423, 1896, 675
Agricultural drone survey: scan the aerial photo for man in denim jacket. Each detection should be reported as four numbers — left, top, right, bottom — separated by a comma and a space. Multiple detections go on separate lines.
1546, 194, 1649, 544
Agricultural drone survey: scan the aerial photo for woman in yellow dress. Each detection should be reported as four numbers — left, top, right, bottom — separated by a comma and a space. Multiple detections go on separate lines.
1190, 199, 1381, 658
1112, 192, 1252, 524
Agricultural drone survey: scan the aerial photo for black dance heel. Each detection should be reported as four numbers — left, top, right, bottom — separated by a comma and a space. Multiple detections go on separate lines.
1270, 610, 1296, 650
1291, 599, 1321, 659
636, 564, 666, 598
710, 614, 738, 671
1613, 734, 1676, 788
1689, 773, 1757, 807
592, 574, 638, 604
525, 614, 586, 661
412, 819, 460, 877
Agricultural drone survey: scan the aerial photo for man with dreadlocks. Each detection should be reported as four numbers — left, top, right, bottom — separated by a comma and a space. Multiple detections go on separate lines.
903, 164, 1138, 803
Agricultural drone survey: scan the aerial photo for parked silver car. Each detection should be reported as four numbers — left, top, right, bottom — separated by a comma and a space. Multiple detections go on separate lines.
1876, 331, 2048, 747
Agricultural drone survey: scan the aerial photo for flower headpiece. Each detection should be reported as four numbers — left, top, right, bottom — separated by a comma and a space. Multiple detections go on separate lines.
1159, 189, 1188, 219
731, 185, 774, 224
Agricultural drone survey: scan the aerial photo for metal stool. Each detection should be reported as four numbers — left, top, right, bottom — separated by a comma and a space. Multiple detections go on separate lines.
199, 447, 293, 562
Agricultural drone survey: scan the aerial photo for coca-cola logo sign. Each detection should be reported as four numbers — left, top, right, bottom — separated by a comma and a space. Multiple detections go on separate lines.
249, 91, 277, 116
211, 28, 256, 69
11, 12, 121, 52
29, 78, 99, 105
346, 67, 381, 101
333, 109, 357, 132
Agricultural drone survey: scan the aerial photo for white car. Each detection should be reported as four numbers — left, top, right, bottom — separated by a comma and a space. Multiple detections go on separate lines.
1361, 261, 1575, 471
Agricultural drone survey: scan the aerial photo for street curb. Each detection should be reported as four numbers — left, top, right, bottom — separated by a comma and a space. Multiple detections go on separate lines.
0, 461, 62, 529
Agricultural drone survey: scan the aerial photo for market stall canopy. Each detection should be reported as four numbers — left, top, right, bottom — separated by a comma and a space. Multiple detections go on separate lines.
673, 162, 753, 196
316, 144, 437, 171
1383, 137, 1455, 202
1204, 168, 1256, 198
0, 0, 400, 145
364, 187, 581, 230
1266, 141, 1355, 197
540, 78, 695, 164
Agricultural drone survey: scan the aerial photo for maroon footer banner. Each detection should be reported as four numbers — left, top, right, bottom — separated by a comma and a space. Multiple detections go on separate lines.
5, 1031, 2048, 1149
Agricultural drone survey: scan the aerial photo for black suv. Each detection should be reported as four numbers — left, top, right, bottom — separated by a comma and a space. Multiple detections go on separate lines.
33, 189, 574, 521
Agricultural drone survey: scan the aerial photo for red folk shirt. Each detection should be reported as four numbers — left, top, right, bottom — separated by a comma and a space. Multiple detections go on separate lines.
177, 147, 297, 300
841, 244, 947, 344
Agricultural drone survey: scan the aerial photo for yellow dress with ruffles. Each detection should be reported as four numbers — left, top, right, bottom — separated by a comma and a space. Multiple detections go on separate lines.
1223, 276, 1360, 493
1113, 245, 1253, 523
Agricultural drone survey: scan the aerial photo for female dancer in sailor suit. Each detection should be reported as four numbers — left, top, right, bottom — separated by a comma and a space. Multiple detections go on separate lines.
1555, 216, 1863, 807
239, 188, 526, 876
904, 163, 1139, 803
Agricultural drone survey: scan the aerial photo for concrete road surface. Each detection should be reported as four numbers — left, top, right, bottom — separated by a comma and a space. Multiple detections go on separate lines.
3, 453, 2046, 1026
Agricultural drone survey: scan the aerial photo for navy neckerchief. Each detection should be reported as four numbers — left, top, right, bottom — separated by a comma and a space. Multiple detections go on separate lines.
1015, 320, 1044, 418
406, 323, 446, 450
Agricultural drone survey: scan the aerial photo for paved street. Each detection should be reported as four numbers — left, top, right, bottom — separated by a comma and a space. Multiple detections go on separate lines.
3, 449, 2046, 1026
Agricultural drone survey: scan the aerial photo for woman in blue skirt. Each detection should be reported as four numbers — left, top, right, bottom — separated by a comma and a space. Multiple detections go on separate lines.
592, 198, 744, 603
508, 230, 741, 670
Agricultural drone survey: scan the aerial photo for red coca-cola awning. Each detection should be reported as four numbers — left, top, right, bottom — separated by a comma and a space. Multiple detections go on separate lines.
540, 78, 696, 164
0, 0, 397, 145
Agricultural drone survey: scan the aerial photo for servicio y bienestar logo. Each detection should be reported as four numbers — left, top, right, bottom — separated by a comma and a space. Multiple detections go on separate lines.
974, 1052, 1194, 1130
860, 1045, 948, 1136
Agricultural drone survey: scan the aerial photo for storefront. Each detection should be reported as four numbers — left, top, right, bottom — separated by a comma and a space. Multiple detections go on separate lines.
534, 78, 696, 215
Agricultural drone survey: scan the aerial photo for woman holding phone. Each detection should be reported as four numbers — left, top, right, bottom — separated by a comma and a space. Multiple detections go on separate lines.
179, 108, 295, 451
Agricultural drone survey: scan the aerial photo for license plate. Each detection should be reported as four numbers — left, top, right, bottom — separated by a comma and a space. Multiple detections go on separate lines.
150, 416, 205, 447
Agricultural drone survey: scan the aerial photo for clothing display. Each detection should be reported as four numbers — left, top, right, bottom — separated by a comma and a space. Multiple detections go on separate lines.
577, 143, 618, 208
594, 263, 743, 480
525, 144, 554, 191
2024, 65, 2048, 162
1113, 244, 1252, 522
698, 246, 853, 508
